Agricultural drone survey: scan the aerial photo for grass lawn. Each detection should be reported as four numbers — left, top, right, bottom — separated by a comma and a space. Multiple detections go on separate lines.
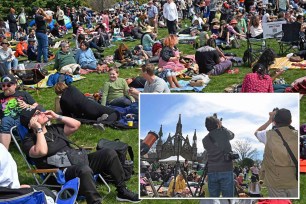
10, 25, 306, 203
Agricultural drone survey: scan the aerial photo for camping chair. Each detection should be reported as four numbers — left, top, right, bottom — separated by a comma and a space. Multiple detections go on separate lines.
12, 66, 46, 95
277, 23, 301, 55
244, 37, 267, 67
10, 125, 111, 197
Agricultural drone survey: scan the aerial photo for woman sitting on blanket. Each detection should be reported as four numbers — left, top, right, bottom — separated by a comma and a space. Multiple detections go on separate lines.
75, 41, 97, 70
241, 48, 286, 92
100, 67, 135, 107
114, 43, 134, 66
54, 82, 119, 124
158, 35, 185, 88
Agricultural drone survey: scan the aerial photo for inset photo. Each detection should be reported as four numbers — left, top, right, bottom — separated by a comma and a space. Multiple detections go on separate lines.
139, 93, 299, 199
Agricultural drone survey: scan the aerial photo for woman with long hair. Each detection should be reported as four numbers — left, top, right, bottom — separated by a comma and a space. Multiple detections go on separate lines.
248, 15, 263, 39
114, 43, 133, 63
158, 35, 185, 88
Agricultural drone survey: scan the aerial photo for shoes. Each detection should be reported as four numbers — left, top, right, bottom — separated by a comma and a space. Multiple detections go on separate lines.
116, 187, 141, 203
97, 114, 109, 123
93, 123, 105, 131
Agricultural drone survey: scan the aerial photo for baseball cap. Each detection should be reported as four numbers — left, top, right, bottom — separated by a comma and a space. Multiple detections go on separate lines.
20, 105, 44, 128
1, 74, 17, 84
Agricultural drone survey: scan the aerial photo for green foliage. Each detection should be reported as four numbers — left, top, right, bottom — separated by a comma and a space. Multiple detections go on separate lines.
240, 158, 254, 168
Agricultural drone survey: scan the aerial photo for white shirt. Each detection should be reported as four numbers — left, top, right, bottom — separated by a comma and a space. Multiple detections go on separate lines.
192, 15, 204, 25
255, 130, 267, 144
262, 13, 270, 23
0, 143, 20, 188
163, 2, 178, 21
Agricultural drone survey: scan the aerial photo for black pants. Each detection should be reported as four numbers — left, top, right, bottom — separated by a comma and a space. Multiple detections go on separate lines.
65, 147, 125, 204
166, 19, 177, 35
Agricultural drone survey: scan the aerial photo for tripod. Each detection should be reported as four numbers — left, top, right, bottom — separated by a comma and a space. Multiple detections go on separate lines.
194, 161, 208, 197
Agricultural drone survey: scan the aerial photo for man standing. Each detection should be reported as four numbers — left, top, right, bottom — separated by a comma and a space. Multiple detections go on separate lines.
35, 8, 52, 63
202, 114, 235, 197
0, 75, 38, 149
148, 1, 159, 34
163, 0, 179, 34
255, 108, 298, 197
7, 8, 18, 40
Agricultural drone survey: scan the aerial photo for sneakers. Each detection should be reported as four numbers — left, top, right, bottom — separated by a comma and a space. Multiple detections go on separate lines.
93, 123, 105, 131
116, 188, 141, 203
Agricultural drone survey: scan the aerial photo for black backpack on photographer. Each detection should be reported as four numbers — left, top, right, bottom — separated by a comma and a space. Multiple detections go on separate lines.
96, 138, 134, 181
301, 135, 306, 159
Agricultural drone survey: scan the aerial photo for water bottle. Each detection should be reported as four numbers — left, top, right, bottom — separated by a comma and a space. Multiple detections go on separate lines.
282, 66, 289, 71
261, 40, 266, 50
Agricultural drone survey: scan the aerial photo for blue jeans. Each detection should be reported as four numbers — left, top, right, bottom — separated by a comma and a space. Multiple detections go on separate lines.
3, 58, 18, 71
36, 32, 49, 63
107, 96, 132, 107
0, 117, 20, 134
207, 171, 234, 197
81, 62, 97, 70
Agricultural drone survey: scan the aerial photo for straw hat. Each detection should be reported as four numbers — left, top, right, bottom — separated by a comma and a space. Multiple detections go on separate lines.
1, 39, 10, 45
211, 18, 220, 24
145, 26, 154, 33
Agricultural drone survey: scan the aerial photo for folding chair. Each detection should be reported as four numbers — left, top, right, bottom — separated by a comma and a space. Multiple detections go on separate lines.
10, 125, 111, 198
244, 37, 267, 67
277, 23, 301, 55
12, 67, 46, 95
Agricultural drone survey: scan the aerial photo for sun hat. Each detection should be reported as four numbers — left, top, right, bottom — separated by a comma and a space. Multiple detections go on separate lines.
230, 19, 238, 24
145, 25, 154, 33
1, 39, 10, 45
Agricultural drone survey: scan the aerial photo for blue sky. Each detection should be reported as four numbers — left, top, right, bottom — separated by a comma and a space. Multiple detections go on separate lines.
139, 93, 300, 160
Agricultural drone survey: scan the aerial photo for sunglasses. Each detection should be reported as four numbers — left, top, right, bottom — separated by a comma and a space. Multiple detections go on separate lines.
1, 83, 14, 88
34, 110, 43, 116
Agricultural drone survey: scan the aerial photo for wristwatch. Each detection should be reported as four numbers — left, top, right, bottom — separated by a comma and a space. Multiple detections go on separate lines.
36, 128, 43, 133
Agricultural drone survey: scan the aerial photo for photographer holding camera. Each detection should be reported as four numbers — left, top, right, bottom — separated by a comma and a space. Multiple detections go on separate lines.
254, 108, 298, 197
202, 114, 235, 197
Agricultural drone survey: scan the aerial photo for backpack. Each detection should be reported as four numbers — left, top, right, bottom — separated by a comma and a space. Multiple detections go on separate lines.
301, 135, 306, 159
96, 138, 134, 181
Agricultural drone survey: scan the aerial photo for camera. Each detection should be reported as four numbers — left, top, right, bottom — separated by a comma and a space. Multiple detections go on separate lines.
224, 151, 239, 161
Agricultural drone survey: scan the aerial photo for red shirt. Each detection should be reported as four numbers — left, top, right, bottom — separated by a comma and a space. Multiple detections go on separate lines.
241, 73, 274, 93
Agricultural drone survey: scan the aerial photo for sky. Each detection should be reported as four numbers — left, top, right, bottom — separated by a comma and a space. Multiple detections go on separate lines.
139, 93, 300, 161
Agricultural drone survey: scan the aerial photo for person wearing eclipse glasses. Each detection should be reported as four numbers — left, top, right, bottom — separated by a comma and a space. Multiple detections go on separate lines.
0, 74, 38, 149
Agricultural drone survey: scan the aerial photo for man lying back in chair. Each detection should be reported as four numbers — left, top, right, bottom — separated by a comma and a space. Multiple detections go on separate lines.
0, 74, 38, 149
19, 106, 141, 204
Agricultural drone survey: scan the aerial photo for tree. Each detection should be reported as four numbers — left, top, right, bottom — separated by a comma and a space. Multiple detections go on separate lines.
87, 0, 116, 11
232, 139, 258, 161
240, 157, 254, 168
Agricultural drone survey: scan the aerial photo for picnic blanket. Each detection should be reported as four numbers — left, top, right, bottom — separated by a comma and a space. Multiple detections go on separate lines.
24, 70, 86, 89
270, 57, 306, 69
137, 80, 209, 92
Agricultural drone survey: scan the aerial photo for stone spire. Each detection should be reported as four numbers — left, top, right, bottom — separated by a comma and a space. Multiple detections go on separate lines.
175, 114, 182, 135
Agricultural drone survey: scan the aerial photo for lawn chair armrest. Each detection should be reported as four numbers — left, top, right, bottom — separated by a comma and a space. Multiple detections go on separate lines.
28, 168, 59, 174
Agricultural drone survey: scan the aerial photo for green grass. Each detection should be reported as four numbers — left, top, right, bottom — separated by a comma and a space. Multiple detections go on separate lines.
10, 26, 306, 203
